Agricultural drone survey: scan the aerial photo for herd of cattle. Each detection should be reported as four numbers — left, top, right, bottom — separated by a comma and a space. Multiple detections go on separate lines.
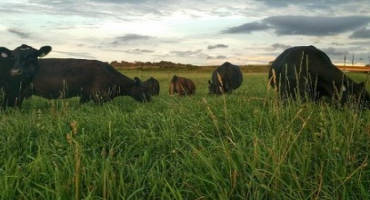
0, 44, 369, 109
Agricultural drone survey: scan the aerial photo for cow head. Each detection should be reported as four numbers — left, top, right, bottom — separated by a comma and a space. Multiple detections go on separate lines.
208, 80, 222, 94
10, 44, 51, 82
341, 81, 370, 109
144, 77, 160, 96
353, 82, 370, 108
0, 47, 14, 73
129, 77, 152, 102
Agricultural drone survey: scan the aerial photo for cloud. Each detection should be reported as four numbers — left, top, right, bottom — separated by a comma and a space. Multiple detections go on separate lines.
223, 22, 270, 34
111, 34, 153, 46
331, 42, 345, 46
21, 0, 129, 21
322, 47, 349, 57
53, 50, 96, 59
1, 0, 370, 65
22, 0, 246, 21
265, 16, 370, 36
349, 40, 370, 46
271, 43, 291, 50
91, 0, 165, 4
207, 55, 228, 59
8, 28, 31, 38
123, 49, 155, 54
259, 0, 364, 9
208, 44, 229, 50
350, 28, 370, 39
170, 49, 203, 57
223, 16, 370, 36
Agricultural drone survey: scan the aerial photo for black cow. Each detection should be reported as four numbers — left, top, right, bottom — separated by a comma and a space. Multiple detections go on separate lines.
0, 47, 14, 108
208, 62, 243, 94
24, 58, 151, 103
268, 45, 370, 107
0, 45, 51, 108
142, 77, 160, 96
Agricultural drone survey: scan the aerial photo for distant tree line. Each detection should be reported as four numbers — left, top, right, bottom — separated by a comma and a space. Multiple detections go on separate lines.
110, 60, 198, 69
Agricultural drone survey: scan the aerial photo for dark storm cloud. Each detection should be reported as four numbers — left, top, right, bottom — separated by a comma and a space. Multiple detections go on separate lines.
267, 16, 370, 36
223, 16, 370, 36
350, 28, 370, 39
208, 44, 229, 50
7, 28, 31, 38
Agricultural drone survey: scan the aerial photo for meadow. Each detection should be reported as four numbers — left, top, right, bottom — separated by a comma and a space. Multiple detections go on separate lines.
0, 70, 369, 200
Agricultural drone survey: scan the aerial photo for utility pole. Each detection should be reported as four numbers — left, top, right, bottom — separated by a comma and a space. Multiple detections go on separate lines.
344, 55, 346, 66
352, 55, 355, 66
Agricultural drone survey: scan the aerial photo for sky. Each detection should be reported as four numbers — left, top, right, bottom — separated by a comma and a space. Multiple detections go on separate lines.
1, 0, 370, 65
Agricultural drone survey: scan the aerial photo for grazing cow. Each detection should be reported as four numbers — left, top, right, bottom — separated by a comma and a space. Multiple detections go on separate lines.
208, 62, 243, 94
268, 45, 370, 107
0, 47, 14, 108
0, 47, 13, 81
169, 75, 196, 96
0, 44, 51, 108
24, 58, 151, 103
142, 77, 160, 96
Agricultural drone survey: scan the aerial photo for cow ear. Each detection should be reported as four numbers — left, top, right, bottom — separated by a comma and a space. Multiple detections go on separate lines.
0, 47, 11, 58
38, 46, 52, 57
134, 77, 142, 86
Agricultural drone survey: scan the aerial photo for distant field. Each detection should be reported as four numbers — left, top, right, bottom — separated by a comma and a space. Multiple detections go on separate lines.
337, 66, 370, 72
114, 64, 271, 73
0, 71, 369, 199
115, 63, 370, 73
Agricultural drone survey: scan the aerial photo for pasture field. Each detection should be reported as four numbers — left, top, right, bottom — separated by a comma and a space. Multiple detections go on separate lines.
0, 70, 369, 200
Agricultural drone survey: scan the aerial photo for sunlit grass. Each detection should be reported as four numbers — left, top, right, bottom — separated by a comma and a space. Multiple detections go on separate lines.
0, 71, 369, 199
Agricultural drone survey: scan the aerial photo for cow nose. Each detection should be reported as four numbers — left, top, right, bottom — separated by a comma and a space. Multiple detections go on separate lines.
10, 68, 23, 76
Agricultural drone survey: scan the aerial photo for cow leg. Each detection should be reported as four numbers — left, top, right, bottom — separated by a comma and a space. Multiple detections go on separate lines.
223, 81, 232, 94
3, 95, 21, 108
314, 79, 333, 101
79, 95, 90, 104
1, 96, 7, 109
93, 97, 111, 104
16, 96, 25, 108
91, 92, 111, 104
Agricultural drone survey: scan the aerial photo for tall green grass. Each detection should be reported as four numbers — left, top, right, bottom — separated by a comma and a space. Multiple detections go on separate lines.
0, 71, 369, 199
